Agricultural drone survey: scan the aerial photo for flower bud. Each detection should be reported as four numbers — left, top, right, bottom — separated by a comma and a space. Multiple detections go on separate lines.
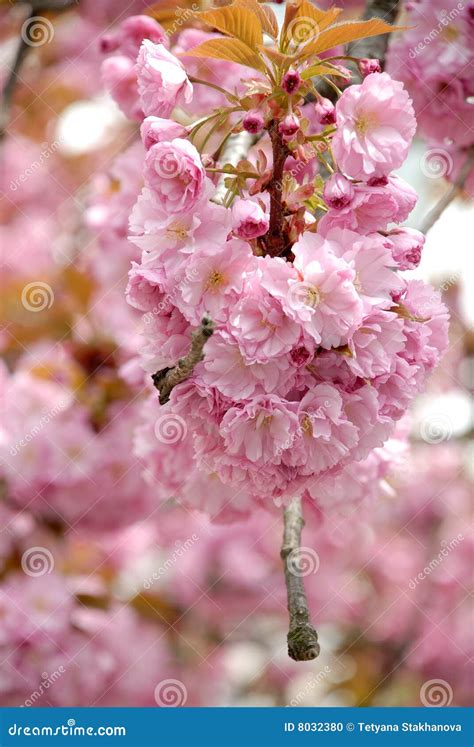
359, 58, 382, 77
243, 111, 265, 134
282, 69, 302, 95
387, 228, 425, 270
323, 173, 354, 210
314, 97, 336, 125
232, 198, 269, 240
141, 116, 187, 149
278, 113, 300, 139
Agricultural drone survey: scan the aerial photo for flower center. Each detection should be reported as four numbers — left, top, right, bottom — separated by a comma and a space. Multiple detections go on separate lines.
355, 110, 379, 135
167, 222, 189, 241
305, 286, 321, 308
441, 25, 459, 42
301, 415, 313, 437
206, 270, 226, 292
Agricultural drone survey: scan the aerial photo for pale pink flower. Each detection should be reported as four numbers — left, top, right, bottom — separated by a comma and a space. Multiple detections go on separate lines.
346, 310, 406, 378
177, 239, 254, 324
332, 72, 416, 180
200, 332, 293, 400
126, 260, 167, 312
100, 15, 167, 58
137, 40, 193, 117
284, 233, 364, 348
144, 139, 206, 215
387, 227, 425, 270
220, 396, 299, 465
229, 281, 301, 363
140, 116, 187, 149
231, 198, 269, 240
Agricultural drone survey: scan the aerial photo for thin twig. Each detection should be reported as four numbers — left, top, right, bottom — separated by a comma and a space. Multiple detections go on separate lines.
281, 497, 320, 662
212, 131, 256, 206
419, 149, 474, 235
152, 318, 214, 405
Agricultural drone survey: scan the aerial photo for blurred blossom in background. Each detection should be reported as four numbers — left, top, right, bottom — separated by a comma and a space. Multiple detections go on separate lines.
0, 0, 472, 708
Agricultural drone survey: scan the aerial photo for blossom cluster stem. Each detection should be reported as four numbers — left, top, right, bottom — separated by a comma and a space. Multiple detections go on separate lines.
152, 318, 214, 405
264, 121, 290, 257
281, 497, 320, 662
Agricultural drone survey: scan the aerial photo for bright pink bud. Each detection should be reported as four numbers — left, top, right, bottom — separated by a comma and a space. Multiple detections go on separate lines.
368, 175, 389, 187
314, 97, 336, 125
387, 228, 425, 270
243, 111, 265, 134
323, 173, 354, 210
359, 58, 382, 77
278, 113, 300, 139
282, 69, 302, 95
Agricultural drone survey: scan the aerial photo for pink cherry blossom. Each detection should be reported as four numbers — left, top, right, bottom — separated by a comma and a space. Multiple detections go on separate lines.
143, 139, 206, 215
332, 72, 416, 180
136, 40, 193, 118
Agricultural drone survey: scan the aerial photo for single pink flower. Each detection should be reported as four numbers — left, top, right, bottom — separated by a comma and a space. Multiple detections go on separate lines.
231, 198, 269, 240
332, 72, 416, 180
144, 139, 206, 215
137, 40, 193, 118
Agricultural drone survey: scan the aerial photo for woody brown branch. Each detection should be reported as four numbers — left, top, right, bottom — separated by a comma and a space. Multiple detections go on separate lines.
281, 497, 320, 662
152, 318, 214, 405
264, 120, 290, 258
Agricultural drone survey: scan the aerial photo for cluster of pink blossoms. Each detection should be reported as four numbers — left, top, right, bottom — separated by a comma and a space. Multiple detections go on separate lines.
387, 0, 474, 191
95, 16, 452, 519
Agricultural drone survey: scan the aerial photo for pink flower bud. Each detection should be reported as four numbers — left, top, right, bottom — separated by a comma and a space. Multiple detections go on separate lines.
140, 116, 187, 150
278, 113, 300, 139
368, 175, 389, 187
243, 111, 265, 134
231, 198, 269, 240
323, 173, 354, 210
282, 69, 302, 95
359, 58, 382, 77
314, 97, 336, 125
387, 228, 425, 270
99, 34, 120, 54
333, 64, 352, 83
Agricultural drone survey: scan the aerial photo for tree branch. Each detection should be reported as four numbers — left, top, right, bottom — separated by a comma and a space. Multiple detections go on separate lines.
281, 497, 320, 662
264, 120, 290, 258
152, 318, 214, 405
419, 148, 474, 235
